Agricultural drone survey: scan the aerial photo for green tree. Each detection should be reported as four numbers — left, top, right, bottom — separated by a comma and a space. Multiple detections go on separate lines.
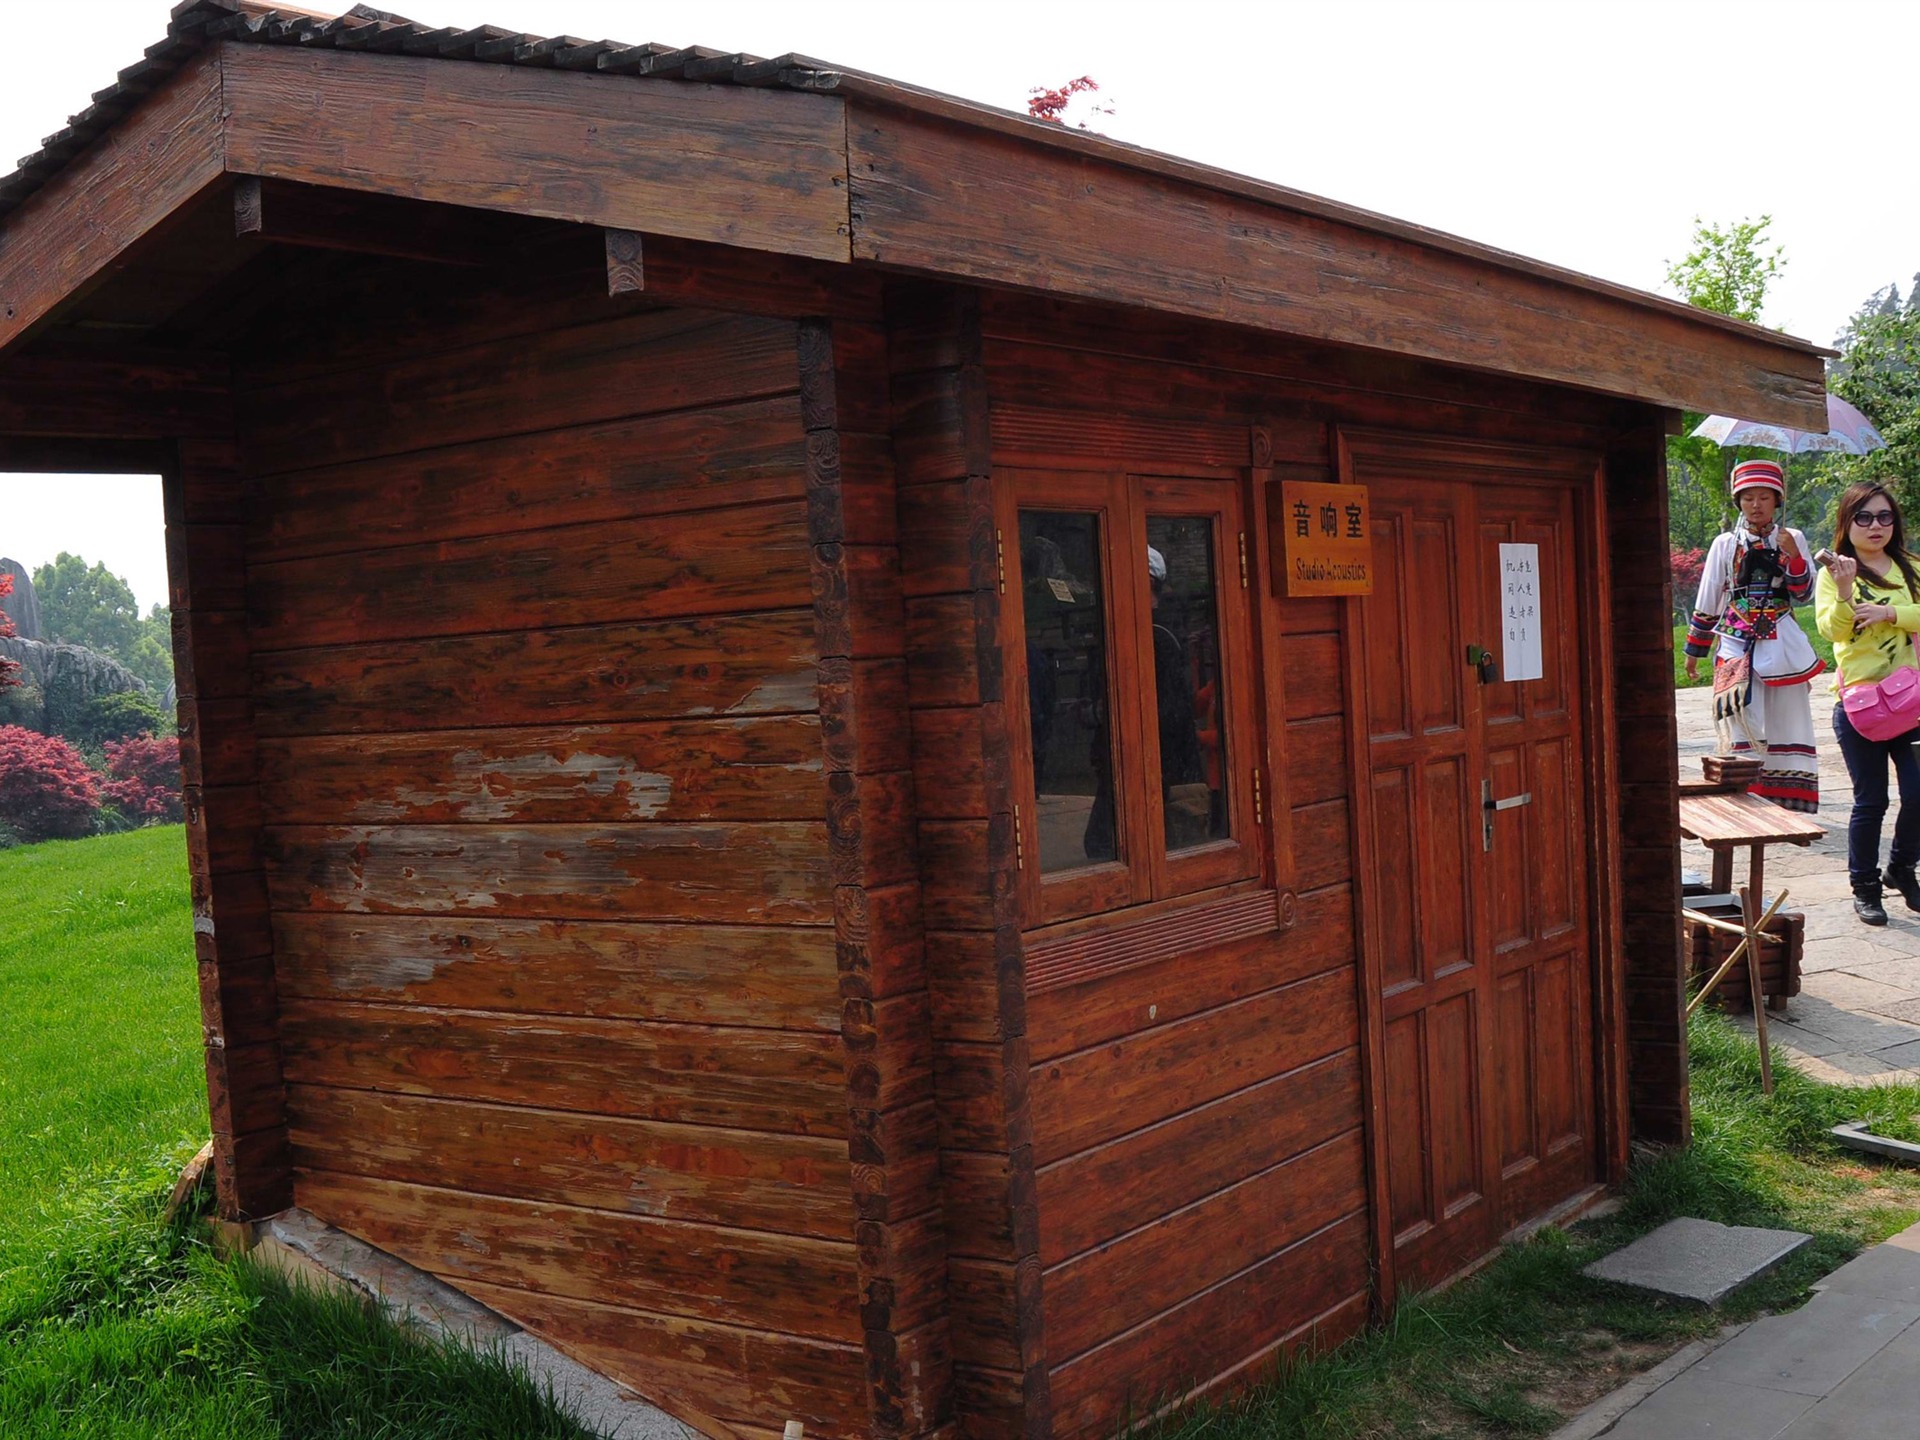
1665, 215, 1784, 325
1825, 295, 1920, 517
30, 553, 174, 695
1663, 216, 1789, 553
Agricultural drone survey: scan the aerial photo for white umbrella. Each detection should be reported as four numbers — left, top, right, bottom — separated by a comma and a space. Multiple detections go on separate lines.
1691, 393, 1886, 455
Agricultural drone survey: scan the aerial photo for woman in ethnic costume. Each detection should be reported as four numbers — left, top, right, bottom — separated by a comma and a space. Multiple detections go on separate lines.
1683, 458, 1824, 812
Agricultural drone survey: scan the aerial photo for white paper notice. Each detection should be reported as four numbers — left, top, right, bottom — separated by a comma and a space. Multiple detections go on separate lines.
1499, 543, 1544, 683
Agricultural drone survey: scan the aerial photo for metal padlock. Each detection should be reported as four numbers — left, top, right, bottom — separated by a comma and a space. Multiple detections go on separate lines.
1466, 643, 1499, 685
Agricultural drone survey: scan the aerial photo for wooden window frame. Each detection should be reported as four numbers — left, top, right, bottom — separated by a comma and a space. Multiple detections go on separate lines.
998, 467, 1263, 928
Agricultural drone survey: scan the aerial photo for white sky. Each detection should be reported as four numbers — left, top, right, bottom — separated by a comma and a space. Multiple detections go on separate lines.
3, 0, 1916, 611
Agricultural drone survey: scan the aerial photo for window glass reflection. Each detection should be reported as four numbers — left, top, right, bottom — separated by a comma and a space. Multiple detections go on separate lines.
1147, 516, 1229, 852
1019, 511, 1118, 873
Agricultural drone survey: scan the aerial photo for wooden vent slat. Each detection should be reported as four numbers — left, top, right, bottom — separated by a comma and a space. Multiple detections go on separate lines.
1026, 890, 1283, 995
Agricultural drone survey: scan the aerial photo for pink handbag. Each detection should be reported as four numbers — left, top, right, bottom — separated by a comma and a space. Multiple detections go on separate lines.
1843, 664, 1920, 742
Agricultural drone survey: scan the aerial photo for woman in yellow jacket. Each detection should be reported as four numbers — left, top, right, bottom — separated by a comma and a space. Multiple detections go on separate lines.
1815, 481, 1920, 926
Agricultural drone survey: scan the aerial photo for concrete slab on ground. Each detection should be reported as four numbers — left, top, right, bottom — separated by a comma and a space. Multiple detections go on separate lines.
1582, 1217, 1812, 1305
259, 1210, 696, 1440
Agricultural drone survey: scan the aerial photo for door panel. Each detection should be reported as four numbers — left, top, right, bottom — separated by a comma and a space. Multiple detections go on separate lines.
1385, 1013, 1429, 1239
1367, 515, 1413, 740
1357, 464, 1596, 1294
1373, 767, 1420, 991
1428, 993, 1483, 1221
1493, 968, 1534, 1175
1531, 736, 1577, 937
1422, 754, 1474, 980
1411, 521, 1466, 736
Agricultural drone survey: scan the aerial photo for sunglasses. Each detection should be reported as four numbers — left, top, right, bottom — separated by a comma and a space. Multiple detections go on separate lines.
1853, 510, 1897, 529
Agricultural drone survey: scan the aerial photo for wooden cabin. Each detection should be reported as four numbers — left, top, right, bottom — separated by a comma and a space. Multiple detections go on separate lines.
0, 3, 1828, 1436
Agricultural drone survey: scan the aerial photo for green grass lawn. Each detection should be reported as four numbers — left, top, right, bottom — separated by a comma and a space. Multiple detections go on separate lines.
0, 828, 602, 1439
0, 828, 205, 1246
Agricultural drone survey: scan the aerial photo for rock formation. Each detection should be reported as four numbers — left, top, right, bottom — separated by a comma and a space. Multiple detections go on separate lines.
0, 635, 147, 734
0, 557, 42, 641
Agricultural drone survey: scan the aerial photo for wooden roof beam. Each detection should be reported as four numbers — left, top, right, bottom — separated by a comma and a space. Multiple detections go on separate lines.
0, 50, 226, 353
233, 177, 559, 267
219, 43, 853, 265
846, 104, 1828, 430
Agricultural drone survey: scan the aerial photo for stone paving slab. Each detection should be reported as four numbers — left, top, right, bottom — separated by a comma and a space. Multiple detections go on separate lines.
1594, 1373, 1816, 1440
1868, 996, 1920, 1026
1562, 1221, 1920, 1440
1685, 1290, 1920, 1397
1776, 1319, 1920, 1438
1839, 952, 1920, 990
1867, 1036, 1920, 1069
1583, 1218, 1811, 1304
1800, 970, 1917, 1012
1752, 1018, 1844, 1058
1792, 1046, 1920, 1083
1817, 1226, 1920, 1305
1771, 997, 1920, 1055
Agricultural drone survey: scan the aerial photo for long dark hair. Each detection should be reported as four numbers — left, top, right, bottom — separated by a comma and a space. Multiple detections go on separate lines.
1833, 481, 1920, 597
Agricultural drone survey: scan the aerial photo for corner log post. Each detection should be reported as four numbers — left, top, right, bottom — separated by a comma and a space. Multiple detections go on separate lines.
887, 283, 1051, 1439
166, 432, 291, 1219
1605, 420, 1689, 1146
799, 315, 956, 1436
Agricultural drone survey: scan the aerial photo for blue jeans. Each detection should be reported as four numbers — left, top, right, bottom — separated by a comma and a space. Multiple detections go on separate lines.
1832, 704, 1920, 889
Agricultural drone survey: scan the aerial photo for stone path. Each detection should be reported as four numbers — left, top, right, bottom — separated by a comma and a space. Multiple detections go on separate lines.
1554, 1220, 1920, 1440
1677, 685, 1920, 1085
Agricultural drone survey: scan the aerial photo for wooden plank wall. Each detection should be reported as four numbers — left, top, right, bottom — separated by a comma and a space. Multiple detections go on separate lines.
1603, 425, 1689, 1146
966, 293, 1649, 1436
981, 302, 1368, 1439
234, 277, 870, 1438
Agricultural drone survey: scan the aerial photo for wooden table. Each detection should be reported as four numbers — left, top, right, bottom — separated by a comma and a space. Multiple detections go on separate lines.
1677, 790, 1826, 902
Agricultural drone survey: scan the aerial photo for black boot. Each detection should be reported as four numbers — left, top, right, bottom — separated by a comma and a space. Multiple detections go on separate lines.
1887, 864, 1920, 913
1856, 881, 1890, 927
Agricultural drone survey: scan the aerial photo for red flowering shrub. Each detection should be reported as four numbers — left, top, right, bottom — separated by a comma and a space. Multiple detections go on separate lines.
1671, 545, 1707, 624
0, 724, 99, 840
101, 734, 183, 825
0, 573, 19, 693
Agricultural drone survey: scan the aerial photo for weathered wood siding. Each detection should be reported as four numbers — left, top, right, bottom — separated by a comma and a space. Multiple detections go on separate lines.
966, 293, 1647, 1437
170, 428, 291, 1222
237, 287, 868, 1437
1604, 426, 1688, 1146
888, 286, 1046, 1440
799, 312, 954, 1436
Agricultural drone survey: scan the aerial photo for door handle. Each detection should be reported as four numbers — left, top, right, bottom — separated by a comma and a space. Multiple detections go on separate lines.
1481, 780, 1532, 851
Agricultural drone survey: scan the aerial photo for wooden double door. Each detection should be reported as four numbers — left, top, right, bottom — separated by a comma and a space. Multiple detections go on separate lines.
1354, 459, 1597, 1295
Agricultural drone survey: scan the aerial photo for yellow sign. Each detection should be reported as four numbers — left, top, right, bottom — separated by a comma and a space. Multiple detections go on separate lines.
1274, 480, 1373, 596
